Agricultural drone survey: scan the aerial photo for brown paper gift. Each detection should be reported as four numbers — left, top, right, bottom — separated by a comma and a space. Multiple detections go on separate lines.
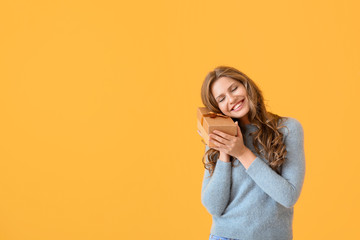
197, 107, 237, 148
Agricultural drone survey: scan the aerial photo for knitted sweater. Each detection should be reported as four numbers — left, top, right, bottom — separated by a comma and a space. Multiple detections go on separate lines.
201, 117, 305, 240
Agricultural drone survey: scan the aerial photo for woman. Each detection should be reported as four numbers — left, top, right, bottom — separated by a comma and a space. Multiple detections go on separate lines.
200, 66, 305, 240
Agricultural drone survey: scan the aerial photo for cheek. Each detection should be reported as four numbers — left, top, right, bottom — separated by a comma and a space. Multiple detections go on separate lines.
237, 89, 247, 97
219, 103, 228, 112
244, 98, 250, 110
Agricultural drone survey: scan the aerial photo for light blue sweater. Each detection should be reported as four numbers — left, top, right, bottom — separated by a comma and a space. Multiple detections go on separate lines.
201, 117, 305, 240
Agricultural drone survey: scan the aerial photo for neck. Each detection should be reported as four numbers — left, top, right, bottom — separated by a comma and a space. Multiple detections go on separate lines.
238, 114, 251, 128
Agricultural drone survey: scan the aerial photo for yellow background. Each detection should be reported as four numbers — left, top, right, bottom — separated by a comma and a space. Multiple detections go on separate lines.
1, 0, 359, 239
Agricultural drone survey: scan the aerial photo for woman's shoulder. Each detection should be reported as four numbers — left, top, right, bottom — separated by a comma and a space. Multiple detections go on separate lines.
279, 116, 304, 138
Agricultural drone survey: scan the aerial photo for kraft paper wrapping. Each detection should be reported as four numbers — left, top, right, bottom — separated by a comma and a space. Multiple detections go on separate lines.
197, 107, 237, 148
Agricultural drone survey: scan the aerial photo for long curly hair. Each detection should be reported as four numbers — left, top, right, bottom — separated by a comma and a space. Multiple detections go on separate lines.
201, 66, 289, 177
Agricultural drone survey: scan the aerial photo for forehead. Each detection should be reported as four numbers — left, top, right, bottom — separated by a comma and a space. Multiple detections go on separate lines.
211, 77, 238, 97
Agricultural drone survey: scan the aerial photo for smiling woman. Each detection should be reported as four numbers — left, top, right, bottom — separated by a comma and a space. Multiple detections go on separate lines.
200, 66, 290, 176
200, 66, 305, 240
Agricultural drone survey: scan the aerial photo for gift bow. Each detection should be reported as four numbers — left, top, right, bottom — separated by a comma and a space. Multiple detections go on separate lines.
201, 111, 230, 126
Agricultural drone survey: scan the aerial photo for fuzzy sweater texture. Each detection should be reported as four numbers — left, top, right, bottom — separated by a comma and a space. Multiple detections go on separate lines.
201, 117, 305, 240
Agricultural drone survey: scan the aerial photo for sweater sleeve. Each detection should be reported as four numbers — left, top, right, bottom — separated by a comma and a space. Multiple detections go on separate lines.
245, 118, 306, 208
201, 145, 232, 216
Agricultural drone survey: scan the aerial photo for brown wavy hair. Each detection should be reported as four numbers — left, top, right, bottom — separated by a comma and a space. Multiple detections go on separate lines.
201, 66, 289, 177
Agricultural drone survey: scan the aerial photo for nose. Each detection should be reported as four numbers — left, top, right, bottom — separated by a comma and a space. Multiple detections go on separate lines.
228, 93, 237, 104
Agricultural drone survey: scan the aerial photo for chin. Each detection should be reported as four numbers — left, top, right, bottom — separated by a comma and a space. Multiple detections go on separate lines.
229, 109, 249, 118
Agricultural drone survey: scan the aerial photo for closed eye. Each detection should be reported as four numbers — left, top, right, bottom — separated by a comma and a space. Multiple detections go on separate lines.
219, 86, 238, 102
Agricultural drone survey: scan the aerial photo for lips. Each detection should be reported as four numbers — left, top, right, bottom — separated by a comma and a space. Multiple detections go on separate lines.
231, 99, 244, 111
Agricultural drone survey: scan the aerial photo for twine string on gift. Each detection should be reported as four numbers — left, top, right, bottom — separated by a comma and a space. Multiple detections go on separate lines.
201, 111, 230, 126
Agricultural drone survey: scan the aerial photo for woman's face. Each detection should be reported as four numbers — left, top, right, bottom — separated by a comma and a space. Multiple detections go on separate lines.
211, 76, 250, 122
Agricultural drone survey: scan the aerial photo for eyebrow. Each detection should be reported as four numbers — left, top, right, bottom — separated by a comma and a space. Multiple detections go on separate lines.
215, 83, 237, 100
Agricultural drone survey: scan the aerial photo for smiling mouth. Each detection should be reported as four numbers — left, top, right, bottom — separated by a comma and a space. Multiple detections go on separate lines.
231, 99, 245, 111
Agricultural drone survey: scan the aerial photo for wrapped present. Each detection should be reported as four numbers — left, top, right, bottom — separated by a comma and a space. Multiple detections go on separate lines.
197, 107, 237, 148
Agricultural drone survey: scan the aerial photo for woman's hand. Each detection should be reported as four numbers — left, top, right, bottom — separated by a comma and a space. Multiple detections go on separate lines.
209, 121, 248, 160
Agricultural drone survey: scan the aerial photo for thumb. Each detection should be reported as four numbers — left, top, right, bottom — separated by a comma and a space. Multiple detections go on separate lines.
235, 121, 241, 137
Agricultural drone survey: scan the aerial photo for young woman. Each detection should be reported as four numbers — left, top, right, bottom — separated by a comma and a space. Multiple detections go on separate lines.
200, 66, 306, 240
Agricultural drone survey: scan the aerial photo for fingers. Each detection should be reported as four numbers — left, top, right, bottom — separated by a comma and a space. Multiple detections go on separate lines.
212, 130, 232, 141
209, 144, 223, 152
210, 143, 229, 156
209, 134, 227, 148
